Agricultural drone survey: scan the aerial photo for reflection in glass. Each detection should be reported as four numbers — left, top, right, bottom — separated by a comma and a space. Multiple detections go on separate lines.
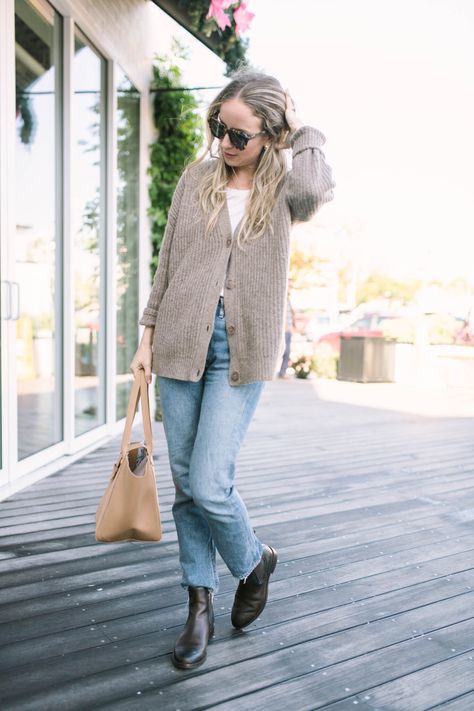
14, 0, 63, 460
116, 69, 140, 419
72, 33, 106, 436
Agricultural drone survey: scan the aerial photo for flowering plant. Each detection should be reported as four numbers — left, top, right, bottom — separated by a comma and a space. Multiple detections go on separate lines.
206, 1, 255, 37
177, 0, 253, 73
290, 355, 317, 380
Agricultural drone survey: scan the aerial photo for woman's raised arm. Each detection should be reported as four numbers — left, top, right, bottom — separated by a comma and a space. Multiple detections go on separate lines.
285, 125, 336, 223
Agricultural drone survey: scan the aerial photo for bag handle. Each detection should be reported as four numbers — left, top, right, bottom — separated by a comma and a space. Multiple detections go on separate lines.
121, 369, 153, 457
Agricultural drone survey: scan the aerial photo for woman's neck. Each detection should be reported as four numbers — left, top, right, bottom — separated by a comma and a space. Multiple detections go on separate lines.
227, 166, 255, 190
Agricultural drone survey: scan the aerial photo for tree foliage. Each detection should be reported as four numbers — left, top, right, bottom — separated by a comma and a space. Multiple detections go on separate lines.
289, 246, 328, 288
356, 272, 421, 305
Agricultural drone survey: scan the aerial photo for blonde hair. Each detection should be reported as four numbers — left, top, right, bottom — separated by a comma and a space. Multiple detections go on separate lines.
185, 67, 290, 249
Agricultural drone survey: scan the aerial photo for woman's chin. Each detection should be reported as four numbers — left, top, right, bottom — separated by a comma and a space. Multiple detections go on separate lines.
222, 151, 238, 163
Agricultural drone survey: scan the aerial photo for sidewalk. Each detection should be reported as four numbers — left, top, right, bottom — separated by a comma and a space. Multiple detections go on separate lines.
1, 378, 474, 710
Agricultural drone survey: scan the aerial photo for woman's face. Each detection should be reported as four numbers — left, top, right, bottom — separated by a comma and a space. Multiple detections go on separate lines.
216, 98, 268, 170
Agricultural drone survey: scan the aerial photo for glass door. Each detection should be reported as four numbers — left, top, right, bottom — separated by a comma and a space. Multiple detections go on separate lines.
115, 67, 140, 419
72, 30, 107, 437
0, 196, 7, 490
0, 0, 11, 491
1, 0, 130, 497
14, 0, 64, 464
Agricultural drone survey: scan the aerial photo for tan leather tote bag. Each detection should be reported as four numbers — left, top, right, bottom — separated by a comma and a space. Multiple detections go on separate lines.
95, 368, 162, 542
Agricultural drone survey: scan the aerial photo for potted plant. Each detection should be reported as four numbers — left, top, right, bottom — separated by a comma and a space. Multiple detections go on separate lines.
290, 355, 316, 379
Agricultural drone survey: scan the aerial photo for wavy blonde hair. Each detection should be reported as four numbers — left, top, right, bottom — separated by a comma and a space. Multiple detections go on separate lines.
185, 68, 290, 249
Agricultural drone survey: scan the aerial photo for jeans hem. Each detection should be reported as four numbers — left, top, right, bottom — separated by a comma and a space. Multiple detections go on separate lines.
232, 540, 265, 581
181, 581, 218, 594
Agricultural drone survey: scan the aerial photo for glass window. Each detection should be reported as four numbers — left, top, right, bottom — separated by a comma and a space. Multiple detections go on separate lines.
115, 68, 140, 420
14, 0, 63, 460
72, 31, 106, 436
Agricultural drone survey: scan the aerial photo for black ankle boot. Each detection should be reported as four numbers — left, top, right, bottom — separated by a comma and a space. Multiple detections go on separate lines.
231, 544, 278, 629
171, 586, 215, 670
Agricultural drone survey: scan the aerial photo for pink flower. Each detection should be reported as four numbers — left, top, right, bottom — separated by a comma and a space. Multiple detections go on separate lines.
233, 1, 255, 37
206, 0, 233, 31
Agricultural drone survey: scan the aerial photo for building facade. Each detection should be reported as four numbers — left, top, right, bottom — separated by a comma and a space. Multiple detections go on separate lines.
0, 0, 224, 499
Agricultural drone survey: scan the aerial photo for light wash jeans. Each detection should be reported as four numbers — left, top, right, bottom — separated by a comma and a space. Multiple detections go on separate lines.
158, 296, 265, 593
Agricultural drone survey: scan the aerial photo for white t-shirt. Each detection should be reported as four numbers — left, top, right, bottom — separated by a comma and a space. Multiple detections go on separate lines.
220, 187, 250, 297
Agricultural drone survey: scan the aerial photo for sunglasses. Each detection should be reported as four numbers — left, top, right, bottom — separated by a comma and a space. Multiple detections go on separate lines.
208, 114, 267, 151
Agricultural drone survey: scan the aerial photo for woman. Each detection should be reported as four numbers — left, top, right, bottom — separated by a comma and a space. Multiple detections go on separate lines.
278, 278, 296, 378
131, 68, 335, 670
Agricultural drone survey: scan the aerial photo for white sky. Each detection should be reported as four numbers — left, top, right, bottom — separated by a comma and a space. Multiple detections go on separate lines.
174, 0, 474, 284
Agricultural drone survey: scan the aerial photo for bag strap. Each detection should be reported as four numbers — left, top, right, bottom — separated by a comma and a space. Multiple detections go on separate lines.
121, 369, 153, 457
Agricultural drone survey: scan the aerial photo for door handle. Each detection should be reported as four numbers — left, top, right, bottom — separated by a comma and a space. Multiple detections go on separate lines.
1, 280, 12, 320
10, 281, 20, 320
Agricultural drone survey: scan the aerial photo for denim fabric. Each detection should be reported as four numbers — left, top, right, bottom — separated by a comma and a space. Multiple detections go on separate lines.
158, 296, 265, 593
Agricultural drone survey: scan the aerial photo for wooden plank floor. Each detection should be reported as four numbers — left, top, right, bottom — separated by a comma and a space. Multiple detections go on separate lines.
1, 378, 474, 710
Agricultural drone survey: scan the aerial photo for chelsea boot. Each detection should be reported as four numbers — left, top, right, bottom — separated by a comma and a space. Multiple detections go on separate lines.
171, 586, 215, 669
231, 544, 278, 630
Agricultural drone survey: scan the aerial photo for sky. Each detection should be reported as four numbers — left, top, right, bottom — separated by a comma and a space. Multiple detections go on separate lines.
170, 0, 474, 285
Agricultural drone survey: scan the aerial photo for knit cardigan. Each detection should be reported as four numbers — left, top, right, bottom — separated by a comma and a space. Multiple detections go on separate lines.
139, 124, 336, 386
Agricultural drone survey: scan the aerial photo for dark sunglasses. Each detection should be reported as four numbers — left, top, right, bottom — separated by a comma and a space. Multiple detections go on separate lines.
208, 114, 267, 151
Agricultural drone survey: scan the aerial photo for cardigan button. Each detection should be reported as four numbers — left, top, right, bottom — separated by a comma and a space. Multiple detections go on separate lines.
226, 238, 232, 247
231, 371, 239, 382
225, 279, 234, 289
227, 325, 235, 336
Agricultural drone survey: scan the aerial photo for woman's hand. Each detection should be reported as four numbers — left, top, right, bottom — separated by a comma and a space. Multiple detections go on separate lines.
281, 90, 304, 148
130, 331, 154, 384
284, 89, 304, 132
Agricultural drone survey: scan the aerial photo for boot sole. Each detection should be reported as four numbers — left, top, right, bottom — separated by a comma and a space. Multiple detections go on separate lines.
170, 625, 215, 670
171, 651, 206, 670
232, 546, 278, 630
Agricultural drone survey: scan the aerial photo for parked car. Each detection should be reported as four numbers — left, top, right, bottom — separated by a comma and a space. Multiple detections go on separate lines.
293, 312, 343, 341
317, 310, 471, 355
304, 314, 338, 342
316, 312, 410, 356
454, 321, 474, 345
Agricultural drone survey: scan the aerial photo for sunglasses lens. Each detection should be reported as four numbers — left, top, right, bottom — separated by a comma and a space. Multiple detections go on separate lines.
209, 116, 250, 150
229, 130, 247, 150
209, 117, 225, 139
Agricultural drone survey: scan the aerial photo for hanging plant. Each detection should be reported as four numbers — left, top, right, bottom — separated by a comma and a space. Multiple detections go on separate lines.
175, 0, 254, 75
206, 0, 255, 37
16, 92, 35, 145
147, 42, 203, 278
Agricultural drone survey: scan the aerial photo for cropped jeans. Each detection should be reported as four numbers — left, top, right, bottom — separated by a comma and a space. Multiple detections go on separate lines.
158, 296, 265, 593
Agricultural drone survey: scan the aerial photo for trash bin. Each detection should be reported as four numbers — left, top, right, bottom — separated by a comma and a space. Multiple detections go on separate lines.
337, 335, 395, 382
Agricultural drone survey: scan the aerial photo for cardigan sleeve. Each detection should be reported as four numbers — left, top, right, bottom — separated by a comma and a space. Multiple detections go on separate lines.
138, 170, 187, 327
285, 125, 336, 223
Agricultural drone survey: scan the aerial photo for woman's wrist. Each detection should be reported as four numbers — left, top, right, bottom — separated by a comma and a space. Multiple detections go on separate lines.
289, 119, 304, 133
141, 325, 155, 345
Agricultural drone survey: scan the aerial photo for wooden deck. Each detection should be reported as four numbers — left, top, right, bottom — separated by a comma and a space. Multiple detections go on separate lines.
1, 378, 474, 710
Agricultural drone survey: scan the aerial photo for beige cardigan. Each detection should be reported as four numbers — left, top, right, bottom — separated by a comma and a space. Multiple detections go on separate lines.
139, 125, 336, 386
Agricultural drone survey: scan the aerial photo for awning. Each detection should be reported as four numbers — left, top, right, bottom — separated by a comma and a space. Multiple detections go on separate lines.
151, 1, 223, 56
